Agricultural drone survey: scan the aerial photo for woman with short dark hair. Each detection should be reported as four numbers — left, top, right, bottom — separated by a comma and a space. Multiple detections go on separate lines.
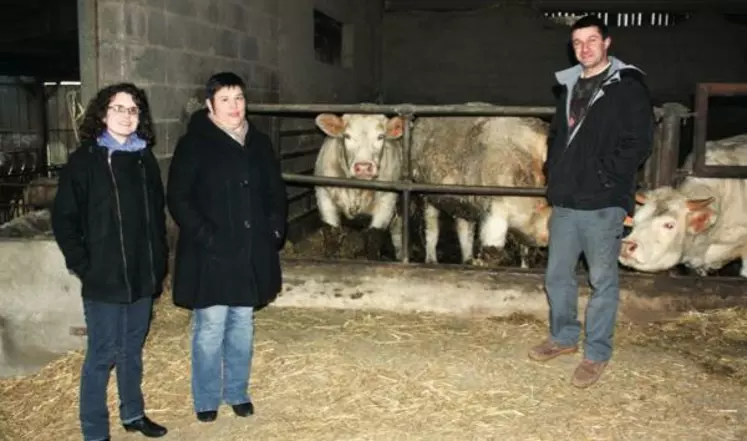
167, 72, 287, 423
52, 82, 169, 441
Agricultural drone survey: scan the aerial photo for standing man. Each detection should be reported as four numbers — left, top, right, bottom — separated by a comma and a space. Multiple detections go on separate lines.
528, 15, 654, 388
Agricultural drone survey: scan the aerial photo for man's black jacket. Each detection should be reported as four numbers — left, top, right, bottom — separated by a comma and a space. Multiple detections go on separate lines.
544, 56, 655, 215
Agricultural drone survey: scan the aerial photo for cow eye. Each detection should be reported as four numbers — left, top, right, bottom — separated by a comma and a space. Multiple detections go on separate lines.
377, 134, 385, 140
663, 222, 675, 229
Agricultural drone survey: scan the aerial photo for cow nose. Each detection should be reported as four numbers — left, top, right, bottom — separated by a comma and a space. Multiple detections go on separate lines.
620, 240, 638, 258
353, 161, 374, 175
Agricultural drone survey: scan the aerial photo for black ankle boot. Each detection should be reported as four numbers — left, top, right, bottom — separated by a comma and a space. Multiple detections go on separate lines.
122, 415, 168, 437
232, 401, 254, 417
196, 410, 218, 422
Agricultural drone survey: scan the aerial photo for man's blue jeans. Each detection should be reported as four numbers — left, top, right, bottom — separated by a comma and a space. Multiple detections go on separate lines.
80, 296, 153, 441
544, 206, 626, 362
191, 305, 255, 412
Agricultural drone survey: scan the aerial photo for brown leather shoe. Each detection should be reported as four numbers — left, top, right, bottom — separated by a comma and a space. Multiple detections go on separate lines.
571, 359, 608, 388
527, 340, 578, 362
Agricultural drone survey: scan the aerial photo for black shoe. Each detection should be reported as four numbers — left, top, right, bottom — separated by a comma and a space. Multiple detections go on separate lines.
122, 415, 168, 437
196, 410, 218, 422
232, 401, 254, 417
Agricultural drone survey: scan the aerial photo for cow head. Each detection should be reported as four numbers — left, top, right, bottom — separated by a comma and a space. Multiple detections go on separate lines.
618, 187, 718, 273
315, 113, 405, 180
520, 200, 552, 247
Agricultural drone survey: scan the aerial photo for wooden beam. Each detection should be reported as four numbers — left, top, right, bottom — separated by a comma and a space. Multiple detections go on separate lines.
384, 0, 747, 13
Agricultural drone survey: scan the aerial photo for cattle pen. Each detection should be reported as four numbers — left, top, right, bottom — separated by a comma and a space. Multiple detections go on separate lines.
241, 82, 747, 324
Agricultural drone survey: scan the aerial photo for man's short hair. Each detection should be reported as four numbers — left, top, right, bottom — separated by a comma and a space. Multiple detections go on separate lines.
570, 15, 609, 39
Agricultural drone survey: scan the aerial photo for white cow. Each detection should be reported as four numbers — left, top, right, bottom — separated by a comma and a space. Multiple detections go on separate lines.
410, 115, 551, 266
619, 133, 747, 278
314, 113, 406, 260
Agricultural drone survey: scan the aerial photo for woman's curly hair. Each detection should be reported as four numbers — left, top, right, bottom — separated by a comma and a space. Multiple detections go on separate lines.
78, 82, 156, 145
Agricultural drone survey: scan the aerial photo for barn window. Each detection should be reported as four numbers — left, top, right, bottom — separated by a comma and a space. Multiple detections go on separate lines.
314, 9, 343, 66
544, 11, 691, 28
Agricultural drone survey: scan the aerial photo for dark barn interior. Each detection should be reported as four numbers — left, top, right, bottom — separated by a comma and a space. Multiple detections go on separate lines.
0, 0, 745, 270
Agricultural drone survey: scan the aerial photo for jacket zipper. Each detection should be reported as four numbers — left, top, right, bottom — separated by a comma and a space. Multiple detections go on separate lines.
139, 158, 157, 290
107, 151, 133, 302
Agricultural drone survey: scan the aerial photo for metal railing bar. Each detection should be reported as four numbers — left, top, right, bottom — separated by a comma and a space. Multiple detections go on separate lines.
279, 128, 321, 137
280, 146, 320, 160
281, 173, 547, 197
247, 103, 556, 117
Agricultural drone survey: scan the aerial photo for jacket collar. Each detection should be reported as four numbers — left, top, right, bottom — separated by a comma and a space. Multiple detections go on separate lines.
554, 56, 645, 89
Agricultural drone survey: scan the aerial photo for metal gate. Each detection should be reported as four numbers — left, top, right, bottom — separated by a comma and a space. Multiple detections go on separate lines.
247, 82, 747, 299
0, 78, 82, 223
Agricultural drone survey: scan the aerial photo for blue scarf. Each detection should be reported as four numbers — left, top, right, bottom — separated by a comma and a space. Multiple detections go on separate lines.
97, 131, 148, 152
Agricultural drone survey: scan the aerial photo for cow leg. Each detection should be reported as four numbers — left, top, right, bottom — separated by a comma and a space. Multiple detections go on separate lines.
316, 188, 341, 227
478, 210, 510, 264
364, 228, 388, 261
455, 217, 475, 264
741, 251, 747, 278
519, 244, 530, 269
316, 188, 345, 258
389, 212, 404, 261
365, 192, 399, 260
423, 202, 440, 263
321, 224, 345, 258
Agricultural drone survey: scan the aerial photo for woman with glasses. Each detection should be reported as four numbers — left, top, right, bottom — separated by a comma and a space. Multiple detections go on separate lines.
51, 83, 169, 441
167, 72, 287, 423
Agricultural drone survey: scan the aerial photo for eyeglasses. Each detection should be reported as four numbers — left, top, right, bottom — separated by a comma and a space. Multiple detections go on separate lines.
108, 105, 140, 116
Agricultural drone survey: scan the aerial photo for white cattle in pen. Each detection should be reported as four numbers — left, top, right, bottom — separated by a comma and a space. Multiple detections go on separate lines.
409, 112, 551, 266
619, 133, 747, 278
313, 113, 406, 260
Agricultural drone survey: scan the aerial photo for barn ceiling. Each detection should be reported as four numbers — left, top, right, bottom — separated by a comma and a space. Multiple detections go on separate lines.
384, 0, 747, 12
0, 0, 79, 79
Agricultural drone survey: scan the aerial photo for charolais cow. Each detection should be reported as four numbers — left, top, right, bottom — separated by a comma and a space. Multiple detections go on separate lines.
313, 113, 406, 260
619, 133, 747, 277
410, 114, 551, 266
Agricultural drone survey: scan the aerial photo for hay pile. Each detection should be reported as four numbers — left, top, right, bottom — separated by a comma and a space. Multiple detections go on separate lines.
1, 293, 746, 441
620, 307, 747, 385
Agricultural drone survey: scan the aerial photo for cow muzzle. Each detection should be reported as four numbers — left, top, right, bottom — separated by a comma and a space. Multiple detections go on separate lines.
619, 239, 639, 260
352, 161, 377, 179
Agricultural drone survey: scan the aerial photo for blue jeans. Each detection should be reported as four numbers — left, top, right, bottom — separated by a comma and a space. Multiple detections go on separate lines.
191, 305, 255, 412
544, 206, 626, 362
80, 297, 153, 441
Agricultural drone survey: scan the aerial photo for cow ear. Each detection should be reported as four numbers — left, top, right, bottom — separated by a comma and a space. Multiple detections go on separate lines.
686, 209, 715, 234
386, 116, 405, 139
685, 197, 717, 234
685, 197, 715, 211
623, 215, 634, 227
315, 113, 345, 137
635, 192, 647, 206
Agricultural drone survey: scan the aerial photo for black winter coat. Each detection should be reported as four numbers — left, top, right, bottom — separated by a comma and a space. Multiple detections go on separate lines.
167, 109, 287, 310
51, 141, 169, 304
545, 60, 655, 215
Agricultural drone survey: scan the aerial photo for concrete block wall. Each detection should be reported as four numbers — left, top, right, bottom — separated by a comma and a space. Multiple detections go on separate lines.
96, 0, 281, 170
95, 0, 384, 240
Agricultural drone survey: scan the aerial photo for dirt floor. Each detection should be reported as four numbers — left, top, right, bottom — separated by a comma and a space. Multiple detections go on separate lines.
1, 296, 747, 441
